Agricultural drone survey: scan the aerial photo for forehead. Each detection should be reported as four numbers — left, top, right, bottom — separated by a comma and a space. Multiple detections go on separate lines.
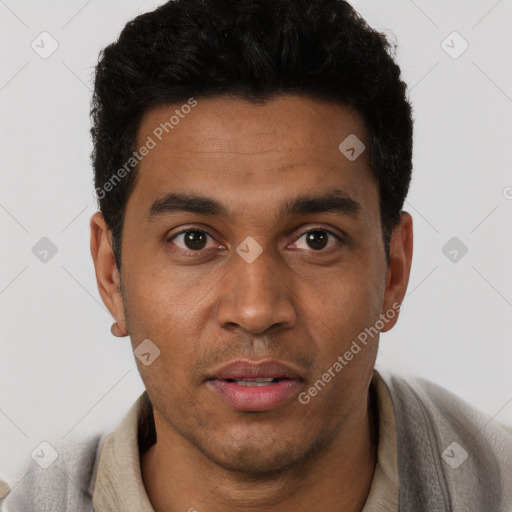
137, 95, 368, 159
128, 95, 378, 224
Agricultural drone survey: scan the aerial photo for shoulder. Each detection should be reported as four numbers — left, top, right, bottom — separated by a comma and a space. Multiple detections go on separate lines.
0, 431, 107, 512
379, 368, 512, 441
376, 367, 512, 511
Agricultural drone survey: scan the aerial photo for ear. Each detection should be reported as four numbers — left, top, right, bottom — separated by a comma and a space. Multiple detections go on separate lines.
90, 212, 128, 337
380, 211, 413, 332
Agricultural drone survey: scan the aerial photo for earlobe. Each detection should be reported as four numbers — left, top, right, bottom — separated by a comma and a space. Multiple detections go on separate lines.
111, 321, 128, 337
380, 211, 413, 332
90, 212, 128, 336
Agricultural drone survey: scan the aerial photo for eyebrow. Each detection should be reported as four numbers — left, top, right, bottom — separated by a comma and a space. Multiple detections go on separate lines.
146, 188, 362, 221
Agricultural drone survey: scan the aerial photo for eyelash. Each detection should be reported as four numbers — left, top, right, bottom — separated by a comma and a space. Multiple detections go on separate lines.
166, 226, 344, 256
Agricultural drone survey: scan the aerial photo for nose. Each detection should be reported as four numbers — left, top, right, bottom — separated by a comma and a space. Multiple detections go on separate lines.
216, 244, 297, 335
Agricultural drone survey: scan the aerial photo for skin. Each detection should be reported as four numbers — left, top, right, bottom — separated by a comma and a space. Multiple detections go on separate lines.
90, 95, 413, 512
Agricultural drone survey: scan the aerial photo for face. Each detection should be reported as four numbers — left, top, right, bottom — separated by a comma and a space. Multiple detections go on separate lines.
91, 95, 412, 475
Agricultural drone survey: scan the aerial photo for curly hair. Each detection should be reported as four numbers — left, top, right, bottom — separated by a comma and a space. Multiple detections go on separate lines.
91, 0, 413, 268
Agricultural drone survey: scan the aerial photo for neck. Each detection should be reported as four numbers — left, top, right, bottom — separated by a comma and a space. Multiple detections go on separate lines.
141, 388, 378, 512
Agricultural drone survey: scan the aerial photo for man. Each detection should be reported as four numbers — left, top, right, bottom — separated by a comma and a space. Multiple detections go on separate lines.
1, 0, 511, 510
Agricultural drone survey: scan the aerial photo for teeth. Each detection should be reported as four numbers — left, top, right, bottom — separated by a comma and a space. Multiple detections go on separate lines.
234, 377, 278, 386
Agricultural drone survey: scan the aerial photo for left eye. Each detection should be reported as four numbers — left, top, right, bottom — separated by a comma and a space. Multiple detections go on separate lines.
291, 229, 341, 251
169, 229, 220, 251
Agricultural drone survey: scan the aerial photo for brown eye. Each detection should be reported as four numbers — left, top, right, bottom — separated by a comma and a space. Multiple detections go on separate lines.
305, 230, 328, 250
169, 229, 217, 252
183, 230, 207, 250
291, 229, 341, 252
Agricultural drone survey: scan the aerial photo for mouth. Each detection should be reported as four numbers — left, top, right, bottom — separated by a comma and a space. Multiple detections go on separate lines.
225, 377, 285, 387
206, 360, 304, 412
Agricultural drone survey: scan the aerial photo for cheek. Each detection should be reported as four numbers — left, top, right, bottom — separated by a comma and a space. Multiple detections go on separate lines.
123, 271, 206, 367
123, 261, 190, 327
299, 271, 383, 387
306, 283, 379, 394
307, 268, 383, 333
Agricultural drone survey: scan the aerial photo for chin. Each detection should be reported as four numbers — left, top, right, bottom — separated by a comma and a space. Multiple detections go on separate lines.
196, 431, 330, 476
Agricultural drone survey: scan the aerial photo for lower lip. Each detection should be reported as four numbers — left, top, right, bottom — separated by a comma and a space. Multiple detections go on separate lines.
207, 379, 303, 411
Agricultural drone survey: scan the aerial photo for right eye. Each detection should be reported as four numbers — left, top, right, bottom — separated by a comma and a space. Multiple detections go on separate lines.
167, 228, 223, 254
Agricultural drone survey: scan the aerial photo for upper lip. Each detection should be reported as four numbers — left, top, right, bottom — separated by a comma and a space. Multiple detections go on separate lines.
207, 359, 304, 381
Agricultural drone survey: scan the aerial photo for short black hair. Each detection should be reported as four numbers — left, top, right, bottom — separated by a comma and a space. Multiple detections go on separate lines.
91, 0, 413, 269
